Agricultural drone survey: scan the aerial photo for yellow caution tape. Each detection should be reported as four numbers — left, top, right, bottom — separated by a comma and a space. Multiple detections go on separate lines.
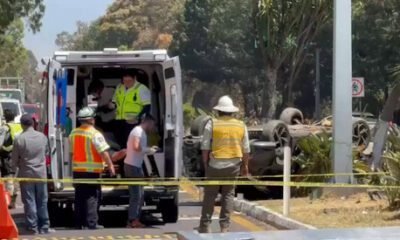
0, 177, 397, 189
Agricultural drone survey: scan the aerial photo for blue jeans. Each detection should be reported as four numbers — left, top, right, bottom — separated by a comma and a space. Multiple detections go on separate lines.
124, 164, 144, 221
20, 182, 50, 231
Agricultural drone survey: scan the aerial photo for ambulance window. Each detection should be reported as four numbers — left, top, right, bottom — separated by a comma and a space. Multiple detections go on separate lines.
67, 69, 75, 85
165, 67, 175, 79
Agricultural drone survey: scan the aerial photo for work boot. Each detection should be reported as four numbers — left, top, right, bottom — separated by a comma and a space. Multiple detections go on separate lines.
197, 226, 211, 233
221, 227, 229, 233
8, 194, 17, 209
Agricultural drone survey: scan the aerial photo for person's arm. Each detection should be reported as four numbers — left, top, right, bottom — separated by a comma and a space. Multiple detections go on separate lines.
241, 125, 251, 176
11, 137, 20, 174
137, 85, 151, 121
101, 151, 115, 176
92, 132, 115, 175
111, 149, 127, 162
200, 121, 212, 169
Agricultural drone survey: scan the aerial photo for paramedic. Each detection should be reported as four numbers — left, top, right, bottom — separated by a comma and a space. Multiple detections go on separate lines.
69, 107, 115, 230
88, 80, 115, 132
197, 96, 250, 233
108, 71, 151, 148
0, 109, 23, 209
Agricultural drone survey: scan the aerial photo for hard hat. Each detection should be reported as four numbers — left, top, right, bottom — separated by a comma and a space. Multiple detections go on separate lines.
77, 107, 96, 120
213, 95, 239, 113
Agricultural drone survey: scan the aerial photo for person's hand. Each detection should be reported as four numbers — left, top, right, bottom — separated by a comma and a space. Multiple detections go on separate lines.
107, 102, 116, 110
108, 164, 116, 177
240, 165, 249, 177
146, 146, 159, 155
111, 149, 127, 162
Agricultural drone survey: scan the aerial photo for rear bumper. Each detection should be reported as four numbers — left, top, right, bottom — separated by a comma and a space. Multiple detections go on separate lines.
49, 185, 179, 207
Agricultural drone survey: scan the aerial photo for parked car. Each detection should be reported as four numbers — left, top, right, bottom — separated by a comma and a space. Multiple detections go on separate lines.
0, 98, 23, 123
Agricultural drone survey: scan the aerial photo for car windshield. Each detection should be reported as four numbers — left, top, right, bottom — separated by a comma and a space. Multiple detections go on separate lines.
0, 90, 21, 102
1, 102, 20, 117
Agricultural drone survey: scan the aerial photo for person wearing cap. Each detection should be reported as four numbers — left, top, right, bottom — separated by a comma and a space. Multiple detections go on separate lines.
124, 113, 158, 228
108, 70, 151, 148
0, 109, 23, 209
197, 95, 250, 233
11, 114, 55, 235
69, 107, 115, 230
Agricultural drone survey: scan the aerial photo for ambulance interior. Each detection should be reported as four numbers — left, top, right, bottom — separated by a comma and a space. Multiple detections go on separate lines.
64, 65, 170, 178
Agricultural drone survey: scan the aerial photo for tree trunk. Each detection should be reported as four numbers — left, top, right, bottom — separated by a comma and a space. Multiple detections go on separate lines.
287, 78, 294, 107
261, 66, 278, 121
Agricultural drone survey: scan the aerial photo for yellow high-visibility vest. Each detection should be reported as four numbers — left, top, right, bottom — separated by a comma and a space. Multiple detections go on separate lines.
211, 117, 245, 159
69, 126, 108, 173
113, 83, 150, 120
1, 123, 23, 152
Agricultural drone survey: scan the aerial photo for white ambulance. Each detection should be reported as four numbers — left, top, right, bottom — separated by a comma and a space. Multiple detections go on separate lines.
39, 49, 183, 224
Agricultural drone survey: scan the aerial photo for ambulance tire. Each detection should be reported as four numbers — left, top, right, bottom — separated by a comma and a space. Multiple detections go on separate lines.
279, 107, 304, 125
190, 115, 211, 136
160, 193, 179, 223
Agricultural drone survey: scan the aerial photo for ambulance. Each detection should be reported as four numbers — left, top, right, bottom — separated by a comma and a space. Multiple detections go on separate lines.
39, 48, 183, 224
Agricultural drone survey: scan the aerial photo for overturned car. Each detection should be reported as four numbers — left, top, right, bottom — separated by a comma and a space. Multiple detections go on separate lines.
183, 108, 371, 185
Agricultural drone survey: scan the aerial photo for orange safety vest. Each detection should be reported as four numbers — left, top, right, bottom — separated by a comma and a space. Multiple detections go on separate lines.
69, 126, 105, 173
211, 117, 245, 159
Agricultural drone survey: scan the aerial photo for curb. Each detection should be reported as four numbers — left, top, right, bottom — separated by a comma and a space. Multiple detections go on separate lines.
233, 198, 316, 230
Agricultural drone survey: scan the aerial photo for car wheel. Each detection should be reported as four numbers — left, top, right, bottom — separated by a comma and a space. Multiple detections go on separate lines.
352, 118, 371, 150
190, 115, 212, 136
262, 120, 291, 148
279, 108, 304, 125
160, 194, 179, 223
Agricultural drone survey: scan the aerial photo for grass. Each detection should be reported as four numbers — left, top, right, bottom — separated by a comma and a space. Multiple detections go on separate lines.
258, 192, 400, 228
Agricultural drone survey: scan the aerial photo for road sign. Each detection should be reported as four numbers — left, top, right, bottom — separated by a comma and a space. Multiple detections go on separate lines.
352, 77, 364, 97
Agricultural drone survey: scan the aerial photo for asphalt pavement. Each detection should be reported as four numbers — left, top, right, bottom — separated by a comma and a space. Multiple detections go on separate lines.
10, 184, 277, 240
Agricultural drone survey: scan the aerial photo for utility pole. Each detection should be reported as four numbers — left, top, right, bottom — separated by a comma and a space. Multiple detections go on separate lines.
333, 0, 353, 184
315, 48, 321, 120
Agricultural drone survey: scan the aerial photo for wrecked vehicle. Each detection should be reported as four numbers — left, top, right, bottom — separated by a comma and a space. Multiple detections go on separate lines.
183, 108, 372, 186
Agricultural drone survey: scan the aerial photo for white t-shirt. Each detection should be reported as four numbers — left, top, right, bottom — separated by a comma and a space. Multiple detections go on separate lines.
124, 126, 147, 167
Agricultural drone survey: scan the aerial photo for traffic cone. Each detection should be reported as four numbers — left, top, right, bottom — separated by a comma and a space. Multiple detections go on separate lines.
0, 182, 19, 239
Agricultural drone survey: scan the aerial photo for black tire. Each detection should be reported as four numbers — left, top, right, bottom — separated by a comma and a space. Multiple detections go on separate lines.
352, 118, 371, 150
262, 120, 290, 148
160, 193, 179, 223
190, 115, 211, 136
279, 107, 304, 125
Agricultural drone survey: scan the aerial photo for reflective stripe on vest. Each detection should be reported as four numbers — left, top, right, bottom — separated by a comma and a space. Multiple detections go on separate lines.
2, 123, 23, 152
211, 117, 245, 159
69, 127, 104, 173
114, 83, 149, 120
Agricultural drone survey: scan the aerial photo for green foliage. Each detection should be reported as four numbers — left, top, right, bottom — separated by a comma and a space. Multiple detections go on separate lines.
0, 0, 45, 33
294, 132, 332, 184
0, 20, 28, 76
56, 0, 185, 51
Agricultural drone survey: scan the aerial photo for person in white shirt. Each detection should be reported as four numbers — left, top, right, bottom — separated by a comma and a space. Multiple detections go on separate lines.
124, 113, 158, 228
88, 80, 116, 131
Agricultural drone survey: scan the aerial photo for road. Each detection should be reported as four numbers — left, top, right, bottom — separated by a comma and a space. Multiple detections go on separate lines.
11, 184, 277, 240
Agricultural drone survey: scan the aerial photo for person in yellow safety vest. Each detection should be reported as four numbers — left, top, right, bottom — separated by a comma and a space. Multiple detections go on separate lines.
0, 109, 23, 209
69, 107, 115, 230
197, 96, 250, 234
107, 70, 151, 148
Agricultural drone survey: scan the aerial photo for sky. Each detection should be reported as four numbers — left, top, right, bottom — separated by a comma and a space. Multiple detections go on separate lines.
23, 0, 114, 60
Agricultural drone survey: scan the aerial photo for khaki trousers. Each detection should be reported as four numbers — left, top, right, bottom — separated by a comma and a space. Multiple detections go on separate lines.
199, 163, 240, 229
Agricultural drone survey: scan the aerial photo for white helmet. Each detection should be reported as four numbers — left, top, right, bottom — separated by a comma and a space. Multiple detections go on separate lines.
213, 95, 239, 113
77, 107, 96, 120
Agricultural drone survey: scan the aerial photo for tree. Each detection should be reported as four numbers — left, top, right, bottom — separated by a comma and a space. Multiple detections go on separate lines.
255, 0, 331, 119
0, 0, 45, 33
0, 20, 28, 76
